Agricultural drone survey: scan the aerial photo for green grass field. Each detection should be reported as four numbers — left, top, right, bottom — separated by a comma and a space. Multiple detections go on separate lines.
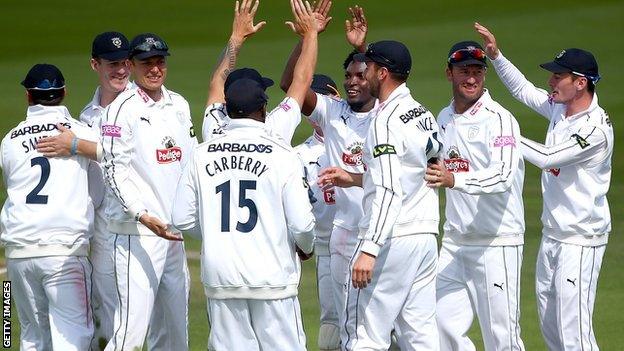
1, 0, 623, 349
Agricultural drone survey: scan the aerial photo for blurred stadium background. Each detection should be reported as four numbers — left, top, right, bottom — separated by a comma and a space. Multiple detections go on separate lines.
1, 0, 622, 349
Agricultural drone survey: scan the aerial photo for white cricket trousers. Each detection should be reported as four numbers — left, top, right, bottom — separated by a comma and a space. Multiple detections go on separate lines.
105, 234, 190, 351
207, 297, 306, 351
7, 255, 93, 351
342, 234, 439, 351
536, 237, 606, 351
89, 209, 117, 351
436, 241, 524, 351
329, 226, 359, 331
317, 249, 340, 350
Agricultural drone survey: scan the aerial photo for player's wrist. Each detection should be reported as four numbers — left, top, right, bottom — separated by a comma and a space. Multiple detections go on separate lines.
70, 137, 79, 156
135, 209, 148, 222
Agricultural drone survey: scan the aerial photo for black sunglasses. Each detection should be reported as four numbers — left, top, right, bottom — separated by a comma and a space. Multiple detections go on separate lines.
133, 40, 168, 53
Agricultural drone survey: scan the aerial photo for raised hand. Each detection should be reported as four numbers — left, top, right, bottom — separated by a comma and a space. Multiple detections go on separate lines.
286, 0, 320, 36
232, 0, 266, 41
312, 0, 333, 33
345, 5, 367, 51
474, 22, 499, 60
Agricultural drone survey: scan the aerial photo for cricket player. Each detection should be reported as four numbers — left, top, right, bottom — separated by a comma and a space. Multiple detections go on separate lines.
295, 74, 339, 350
1, 64, 98, 350
101, 33, 197, 351
320, 40, 442, 350
78, 32, 131, 350
35, 32, 132, 350
202, 0, 323, 145
476, 23, 613, 350
280, 5, 381, 350
425, 40, 525, 350
172, 77, 315, 351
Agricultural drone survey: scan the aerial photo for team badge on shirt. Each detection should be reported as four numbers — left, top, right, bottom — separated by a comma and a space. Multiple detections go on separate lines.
572, 134, 590, 149
156, 136, 182, 163
342, 142, 364, 166
444, 146, 470, 172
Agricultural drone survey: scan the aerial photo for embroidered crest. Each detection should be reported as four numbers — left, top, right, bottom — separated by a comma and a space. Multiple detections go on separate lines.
112, 37, 122, 48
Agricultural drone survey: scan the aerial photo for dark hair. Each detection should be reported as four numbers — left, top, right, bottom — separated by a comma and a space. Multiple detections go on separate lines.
343, 50, 359, 70
29, 89, 64, 106
389, 71, 409, 83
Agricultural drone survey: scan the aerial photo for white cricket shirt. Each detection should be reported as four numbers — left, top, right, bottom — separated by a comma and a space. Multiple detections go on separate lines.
1, 105, 98, 258
201, 97, 302, 144
172, 118, 315, 299
308, 93, 377, 232
437, 89, 525, 246
294, 131, 336, 255
492, 52, 612, 246
359, 84, 441, 257
100, 85, 198, 235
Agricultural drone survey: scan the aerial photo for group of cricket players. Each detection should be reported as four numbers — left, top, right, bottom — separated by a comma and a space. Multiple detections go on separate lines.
0, 0, 612, 350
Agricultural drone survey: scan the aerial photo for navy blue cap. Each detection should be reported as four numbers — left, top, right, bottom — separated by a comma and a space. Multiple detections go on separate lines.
311, 74, 338, 95
21, 64, 65, 90
224, 68, 273, 91
447, 41, 487, 67
130, 33, 170, 60
92, 31, 130, 61
354, 40, 412, 75
540, 48, 600, 83
225, 78, 269, 115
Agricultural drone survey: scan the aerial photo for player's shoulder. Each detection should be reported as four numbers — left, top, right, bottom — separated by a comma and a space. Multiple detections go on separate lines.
165, 87, 190, 107
386, 95, 433, 127
585, 102, 612, 130
436, 103, 454, 125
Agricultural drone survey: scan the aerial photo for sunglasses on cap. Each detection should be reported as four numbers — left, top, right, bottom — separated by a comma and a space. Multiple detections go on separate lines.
571, 71, 601, 85
448, 48, 486, 64
133, 40, 168, 53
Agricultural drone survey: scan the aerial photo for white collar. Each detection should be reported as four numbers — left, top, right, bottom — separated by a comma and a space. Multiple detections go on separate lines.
26, 105, 72, 120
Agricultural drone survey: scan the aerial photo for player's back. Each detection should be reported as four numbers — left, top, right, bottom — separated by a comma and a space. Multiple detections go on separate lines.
194, 118, 314, 300
0, 105, 96, 258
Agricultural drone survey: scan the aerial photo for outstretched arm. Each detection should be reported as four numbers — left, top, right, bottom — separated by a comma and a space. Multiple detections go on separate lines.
475, 22, 554, 120
280, 0, 332, 115
206, 0, 266, 106
284, 0, 323, 108
36, 124, 101, 161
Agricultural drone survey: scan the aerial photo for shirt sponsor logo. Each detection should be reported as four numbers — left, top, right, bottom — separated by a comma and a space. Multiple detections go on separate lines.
279, 102, 291, 112
207, 143, 273, 153
323, 189, 336, 204
137, 88, 151, 103
572, 134, 590, 149
399, 106, 429, 124
548, 168, 560, 176
493, 135, 516, 147
11, 123, 71, 139
372, 144, 396, 158
469, 101, 483, 115
156, 147, 182, 163
101, 124, 122, 137
342, 142, 364, 166
444, 146, 470, 172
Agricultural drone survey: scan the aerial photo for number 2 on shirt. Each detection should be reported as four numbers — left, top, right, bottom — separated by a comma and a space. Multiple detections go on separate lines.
26, 156, 50, 204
